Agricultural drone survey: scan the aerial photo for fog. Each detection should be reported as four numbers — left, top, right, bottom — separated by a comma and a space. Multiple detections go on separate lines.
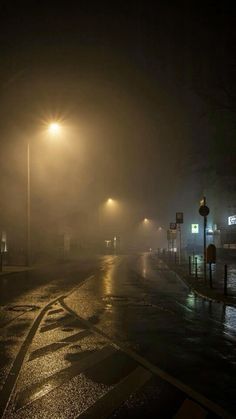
0, 2, 235, 261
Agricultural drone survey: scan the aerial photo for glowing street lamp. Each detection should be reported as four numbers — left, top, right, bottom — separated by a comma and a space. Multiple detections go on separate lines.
26, 121, 61, 265
48, 122, 61, 135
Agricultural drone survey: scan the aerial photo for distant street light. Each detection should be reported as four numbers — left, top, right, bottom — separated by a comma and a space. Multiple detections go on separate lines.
26, 121, 61, 266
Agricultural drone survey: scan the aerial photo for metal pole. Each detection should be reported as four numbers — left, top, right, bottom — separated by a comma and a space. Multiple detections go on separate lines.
195, 256, 198, 279
224, 264, 228, 296
188, 255, 191, 276
27, 142, 31, 266
203, 215, 207, 282
209, 262, 212, 288
178, 224, 181, 264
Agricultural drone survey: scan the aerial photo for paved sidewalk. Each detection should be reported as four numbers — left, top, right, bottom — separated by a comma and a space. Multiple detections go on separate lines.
0, 263, 55, 276
0, 265, 35, 276
159, 254, 236, 307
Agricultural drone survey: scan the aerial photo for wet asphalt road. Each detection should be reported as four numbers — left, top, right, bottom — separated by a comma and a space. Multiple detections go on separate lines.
0, 253, 235, 418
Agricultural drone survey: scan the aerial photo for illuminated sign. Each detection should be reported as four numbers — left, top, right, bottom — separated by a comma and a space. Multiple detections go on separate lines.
228, 215, 236, 226
191, 224, 199, 234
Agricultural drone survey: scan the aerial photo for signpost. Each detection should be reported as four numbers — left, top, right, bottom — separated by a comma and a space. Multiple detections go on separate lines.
206, 244, 216, 288
199, 197, 210, 282
176, 212, 183, 264
0, 232, 7, 272
176, 212, 183, 224
167, 228, 176, 257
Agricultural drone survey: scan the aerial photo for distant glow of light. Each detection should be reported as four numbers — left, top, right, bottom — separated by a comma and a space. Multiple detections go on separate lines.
107, 198, 113, 204
105, 240, 112, 247
191, 224, 199, 234
144, 218, 149, 223
158, 226, 163, 231
48, 122, 60, 135
228, 215, 236, 226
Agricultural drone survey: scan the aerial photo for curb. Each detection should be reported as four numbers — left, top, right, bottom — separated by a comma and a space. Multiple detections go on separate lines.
161, 259, 236, 308
0, 268, 34, 277
0, 263, 56, 277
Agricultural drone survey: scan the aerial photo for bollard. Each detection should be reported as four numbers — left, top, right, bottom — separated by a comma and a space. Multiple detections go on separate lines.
224, 264, 228, 296
188, 256, 191, 276
209, 262, 213, 288
195, 257, 198, 279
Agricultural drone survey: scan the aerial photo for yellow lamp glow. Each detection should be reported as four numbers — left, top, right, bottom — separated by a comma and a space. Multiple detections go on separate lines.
48, 122, 60, 135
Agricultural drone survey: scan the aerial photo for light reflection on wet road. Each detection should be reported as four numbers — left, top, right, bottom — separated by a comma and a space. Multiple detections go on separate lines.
66, 253, 236, 413
0, 253, 235, 417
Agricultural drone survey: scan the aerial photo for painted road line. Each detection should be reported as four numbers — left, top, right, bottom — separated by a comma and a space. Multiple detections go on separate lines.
15, 345, 116, 410
39, 314, 74, 332
28, 329, 91, 361
0, 273, 96, 418
28, 342, 70, 361
0, 296, 60, 418
47, 308, 64, 315
61, 300, 234, 419
175, 301, 195, 313
78, 366, 152, 419
65, 275, 95, 299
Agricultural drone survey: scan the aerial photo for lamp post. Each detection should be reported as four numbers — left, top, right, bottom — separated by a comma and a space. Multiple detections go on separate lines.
199, 197, 210, 282
26, 122, 61, 266
26, 141, 31, 266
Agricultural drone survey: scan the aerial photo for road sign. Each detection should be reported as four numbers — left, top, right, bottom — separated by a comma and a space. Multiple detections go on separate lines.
167, 229, 177, 240
170, 222, 177, 230
191, 224, 199, 234
176, 212, 183, 224
228, 215, 236, 226
199, 205, 209, 217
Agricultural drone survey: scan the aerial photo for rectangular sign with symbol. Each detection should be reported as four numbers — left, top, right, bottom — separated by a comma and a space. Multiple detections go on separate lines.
228, 215, 236, 226
191, 224, 199, 234
176, 212, 183, 224
170, 222, 177, 230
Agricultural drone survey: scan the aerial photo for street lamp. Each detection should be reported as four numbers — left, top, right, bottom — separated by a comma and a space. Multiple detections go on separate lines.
26, 122, 61, 266
48, 122, 60, 135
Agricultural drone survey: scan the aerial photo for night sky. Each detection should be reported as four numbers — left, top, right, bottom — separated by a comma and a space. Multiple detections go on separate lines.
0, 1, 236, 245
